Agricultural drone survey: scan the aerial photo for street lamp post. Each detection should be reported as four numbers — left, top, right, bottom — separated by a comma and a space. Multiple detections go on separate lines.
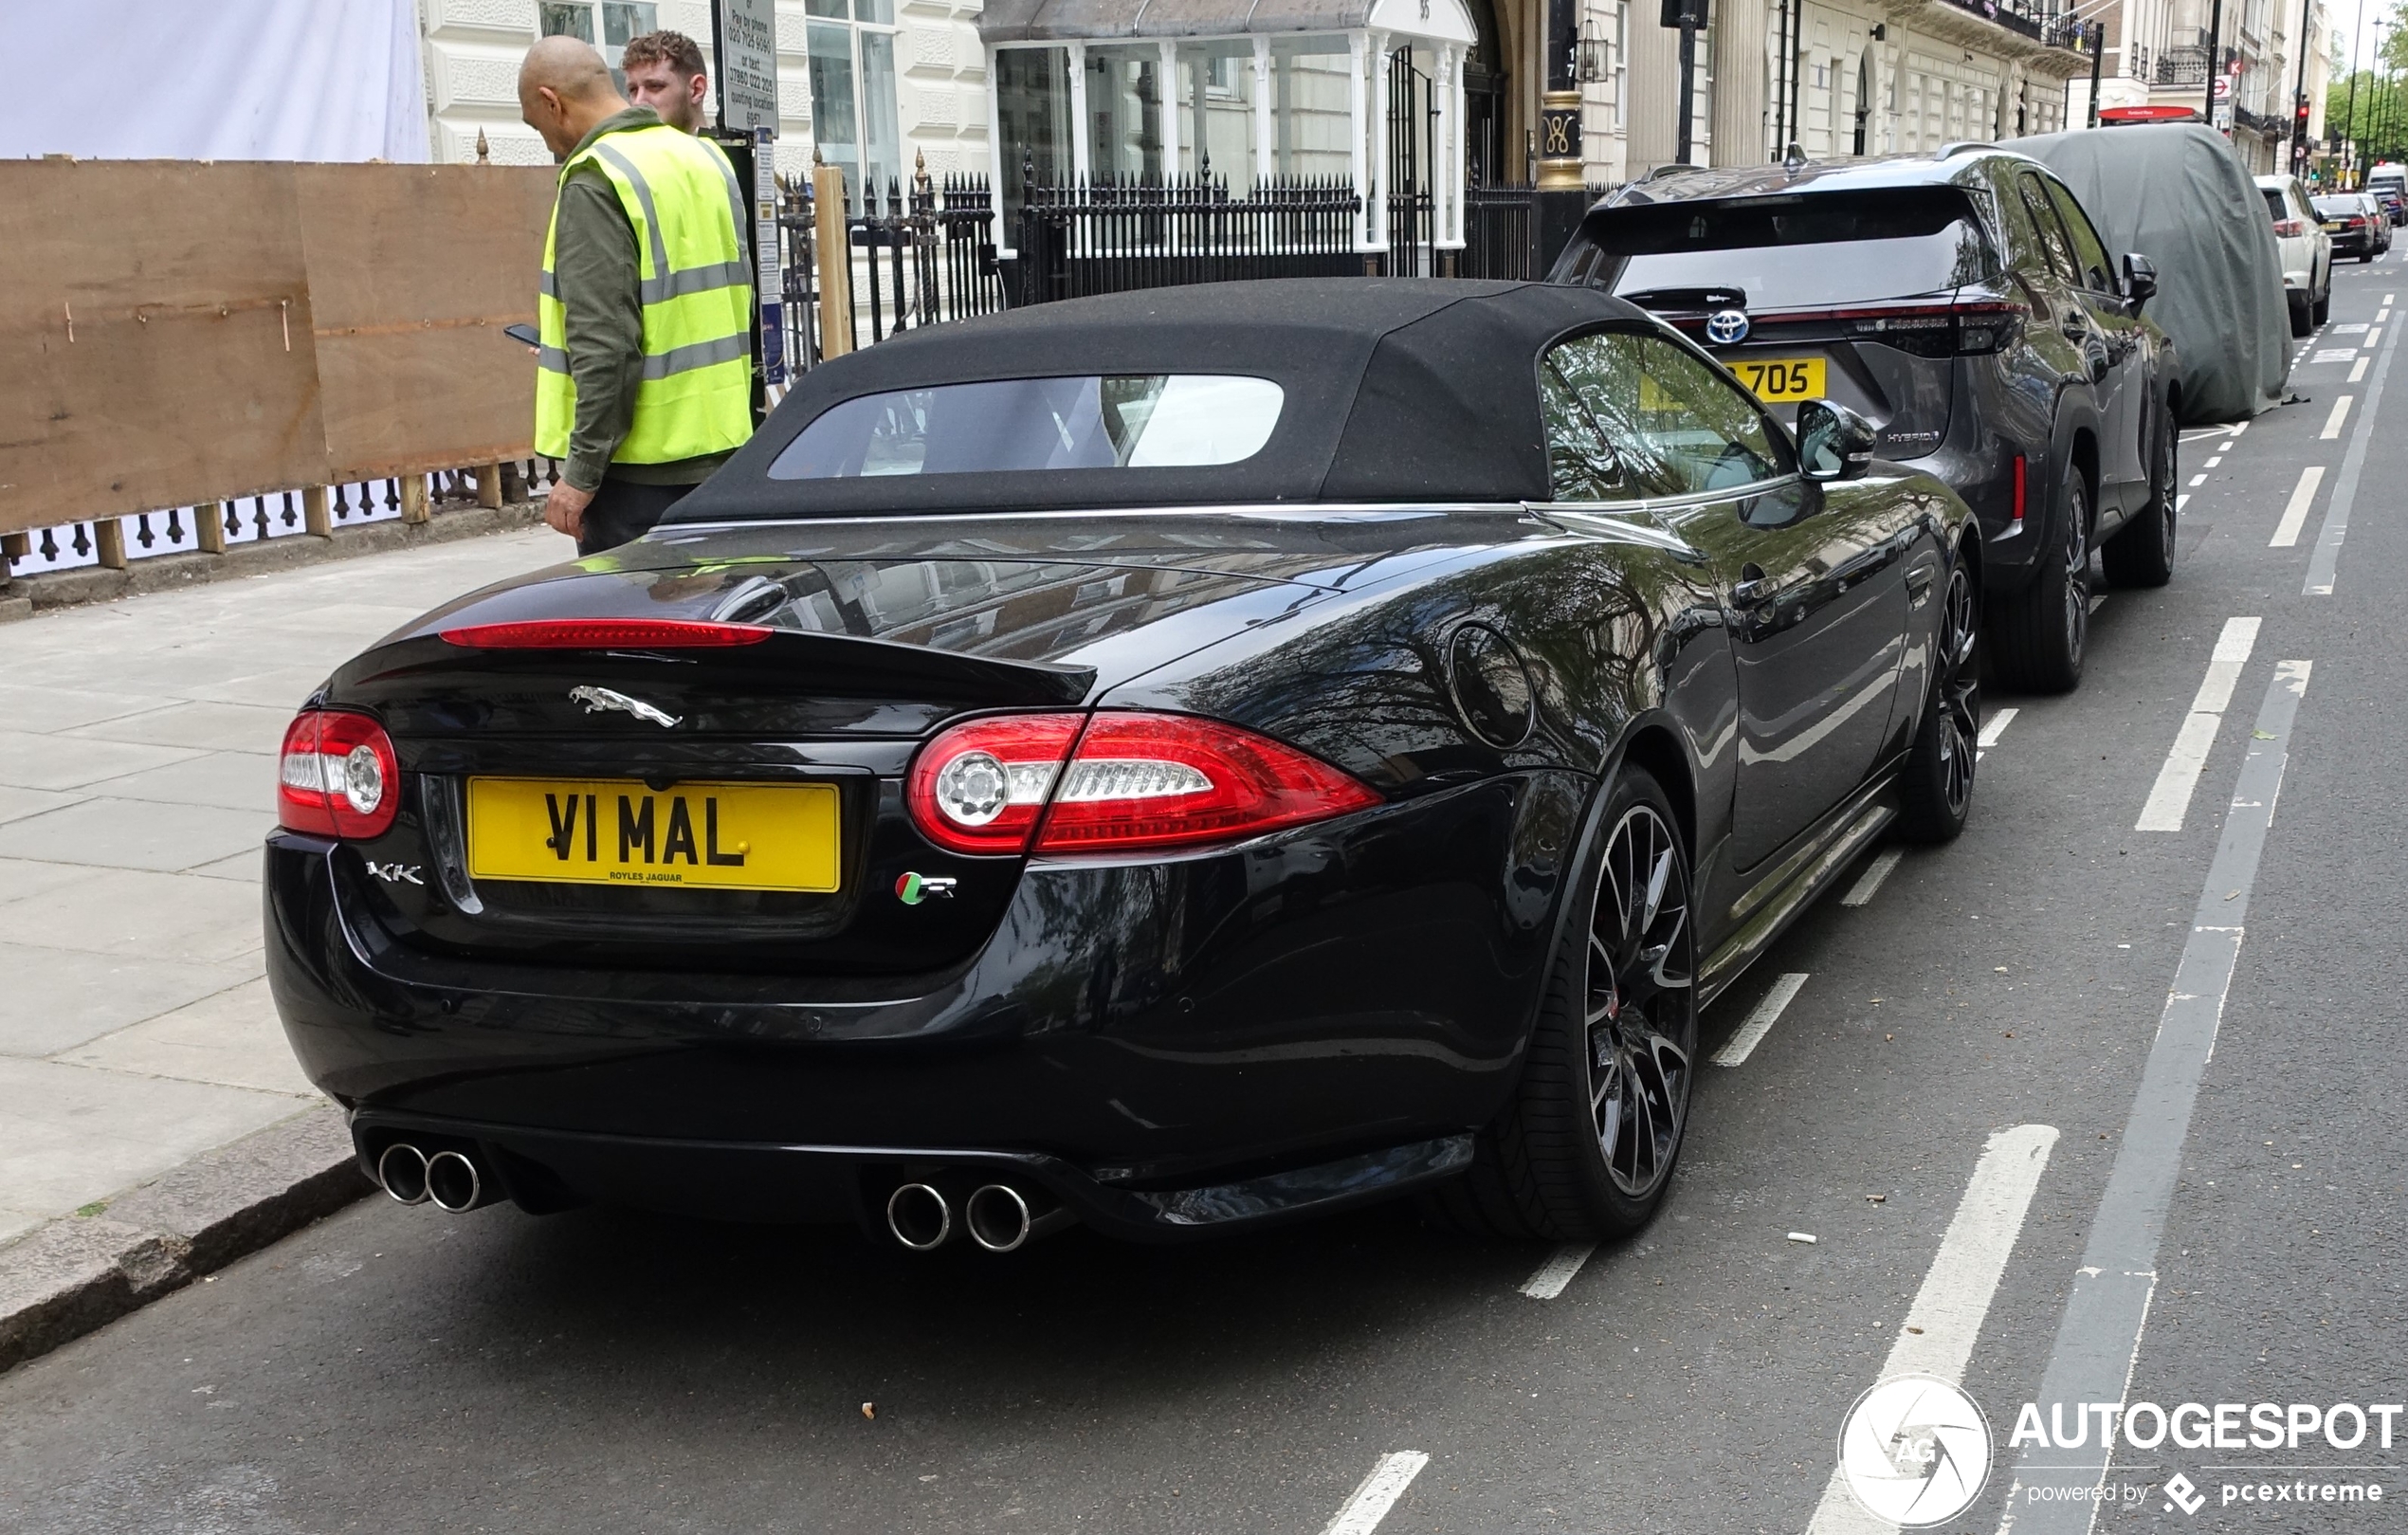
2294, 0, 2316, 174
2204, 0, 2228, 124
2344, 0, 2364, 185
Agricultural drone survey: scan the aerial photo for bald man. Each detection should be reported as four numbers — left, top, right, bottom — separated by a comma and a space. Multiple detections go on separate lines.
520, 36, 753, 554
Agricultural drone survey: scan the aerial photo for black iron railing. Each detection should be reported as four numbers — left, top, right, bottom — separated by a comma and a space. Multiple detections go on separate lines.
1012, 174, 1367, 305
1939, 0, 2081, 46
776, 169, 1006, 371
2156, 43, 2213, 85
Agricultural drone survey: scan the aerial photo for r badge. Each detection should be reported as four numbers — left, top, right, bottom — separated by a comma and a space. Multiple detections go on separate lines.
895, 871, 957, 905
1705, 308, 1751, 345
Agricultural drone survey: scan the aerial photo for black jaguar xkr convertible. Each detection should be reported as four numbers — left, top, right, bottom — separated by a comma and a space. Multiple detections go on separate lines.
265, 280, 1979, 1252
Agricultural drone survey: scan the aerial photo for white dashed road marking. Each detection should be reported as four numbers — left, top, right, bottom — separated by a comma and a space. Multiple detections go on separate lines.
1711, 972, 1809, 1067
2135, 616, 2260, 831
1840, 848, 1903, 907
1519, 1243, 1596, 1300
1803, 1124, 2060, 1535
1976, 705, 2017, 751
2270, 464, 2325, 547
1996, 663, 2310, 1532
2322, 394, 2353, 438
1322, 1452, 1430, 1535
2352, 356, 2372, 381
2307, 296, 2401, 594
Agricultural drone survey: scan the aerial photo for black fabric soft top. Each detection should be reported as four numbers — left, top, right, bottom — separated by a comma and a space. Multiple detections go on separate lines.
665, 279, 1651, 521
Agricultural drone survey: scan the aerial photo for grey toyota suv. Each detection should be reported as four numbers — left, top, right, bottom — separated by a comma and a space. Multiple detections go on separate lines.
1550, 148, 2179, 692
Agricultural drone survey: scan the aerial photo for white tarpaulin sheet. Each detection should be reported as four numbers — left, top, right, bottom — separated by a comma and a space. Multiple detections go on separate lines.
5, 0, 429, 163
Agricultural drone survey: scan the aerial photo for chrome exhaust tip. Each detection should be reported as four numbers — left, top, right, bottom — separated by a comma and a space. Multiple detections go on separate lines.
376, 1143, 429, 1206
885, 1183, 952, 1251
965, 1184, 1034, 1252
425, 1149, 483, 1214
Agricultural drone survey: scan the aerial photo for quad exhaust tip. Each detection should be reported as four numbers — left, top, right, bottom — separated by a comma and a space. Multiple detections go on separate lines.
964, 1183, 1035, 1252
376, 1142, 488, 1212
885, 1183, 952, 1251
426, 1149, 483, 1213
377, 1142, 429, 1205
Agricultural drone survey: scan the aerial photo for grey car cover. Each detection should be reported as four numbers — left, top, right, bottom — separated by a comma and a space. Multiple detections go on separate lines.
2018, 122, 2289, 423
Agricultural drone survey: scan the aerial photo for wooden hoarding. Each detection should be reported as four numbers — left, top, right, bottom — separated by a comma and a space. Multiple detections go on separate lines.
0, 159, 555, 538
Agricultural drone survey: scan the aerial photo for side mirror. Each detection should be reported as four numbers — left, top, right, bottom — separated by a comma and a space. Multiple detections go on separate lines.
1797, 399, 1876, 482
2125, 252, 2159, 308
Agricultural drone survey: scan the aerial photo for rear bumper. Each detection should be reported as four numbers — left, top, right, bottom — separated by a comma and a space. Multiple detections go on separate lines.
345, 1108, 1473, 1241
267, 772, 1584, 1230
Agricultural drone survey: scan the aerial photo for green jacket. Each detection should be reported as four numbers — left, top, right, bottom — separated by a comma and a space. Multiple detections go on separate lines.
552, 106, 739, 491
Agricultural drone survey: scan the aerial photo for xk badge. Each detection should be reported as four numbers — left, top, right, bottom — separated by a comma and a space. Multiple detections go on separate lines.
894, 872, 957, 905
365, 861, 424, 886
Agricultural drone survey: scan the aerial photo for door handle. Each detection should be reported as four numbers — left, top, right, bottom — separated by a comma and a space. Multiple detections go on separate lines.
1732, 562, 1779, 605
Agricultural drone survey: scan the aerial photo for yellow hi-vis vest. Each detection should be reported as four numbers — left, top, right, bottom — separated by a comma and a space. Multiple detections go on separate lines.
535, 123, 754, 465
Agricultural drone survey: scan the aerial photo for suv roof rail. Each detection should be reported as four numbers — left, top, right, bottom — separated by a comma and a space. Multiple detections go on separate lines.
1641, 161, 1704, 182
1934, 141, 2003, 158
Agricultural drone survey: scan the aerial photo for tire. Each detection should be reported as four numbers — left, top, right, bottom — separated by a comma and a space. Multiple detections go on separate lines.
2289, 290, 2311, 337
1422, 768, 1697, 1242
1985, 462, 2089, 693
2102, 404, 2177, 588
1896, 561, 1980, 845
2313, 283, 2332, 326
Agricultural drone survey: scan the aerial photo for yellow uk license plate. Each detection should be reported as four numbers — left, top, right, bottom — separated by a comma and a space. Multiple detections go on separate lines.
465, 777, 839, 893
1727, 356, 1828, 402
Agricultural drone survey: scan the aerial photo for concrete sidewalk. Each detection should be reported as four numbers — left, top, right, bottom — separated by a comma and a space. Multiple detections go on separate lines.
0, 528, 561, 1258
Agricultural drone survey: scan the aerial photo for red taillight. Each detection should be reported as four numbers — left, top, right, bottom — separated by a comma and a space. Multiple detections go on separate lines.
2272, 217, 2306, 238
2348, 216, 2368, 228
438, 619, 772, 649
2012, 454, 2027, 522
278, 710, 400, 839
905, 711, 1381, 856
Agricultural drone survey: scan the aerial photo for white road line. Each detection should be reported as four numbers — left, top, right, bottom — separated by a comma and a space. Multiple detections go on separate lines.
2175, 492, 2190, 511
1976, 705, 2017, 748
2087, 592, 2107, 613
1803, 1124, 2060, 1535
1840, 848, 1904, 907
1322, 1453, 1430, 1535
1711, 972, 1810, 1067
2270, 464, 2325, 547
2186, 473, 2206, 487
2322, 394, 2354, 438
2370, 325, 2386, 346
2135, 616, 2260, 831
2307, 295, 2401, 595
1519, 1243, 1596, 1299
1996, 664, 2310, 1534
2228, 417, 2251, 434
2352, 355, 2372, 381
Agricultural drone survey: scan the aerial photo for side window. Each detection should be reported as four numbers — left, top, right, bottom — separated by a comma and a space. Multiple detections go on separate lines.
2016, 173, 2077, 285
1540, 362, 1629, 500
2043, 178, 2116, 293
1543, 330, 1792, 501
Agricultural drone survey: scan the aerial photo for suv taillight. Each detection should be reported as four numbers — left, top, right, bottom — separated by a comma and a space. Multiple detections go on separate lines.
2272, 217, 2307, 237
1737, 299, 2027, 357
906, 711, 1381, 856
278, 710, 400, 839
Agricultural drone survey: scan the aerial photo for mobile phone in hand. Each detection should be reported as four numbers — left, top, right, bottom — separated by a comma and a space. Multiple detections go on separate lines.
503, 323, 540, 347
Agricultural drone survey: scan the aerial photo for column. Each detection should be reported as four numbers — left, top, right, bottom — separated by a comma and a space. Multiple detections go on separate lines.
1068, 43, 1090, 184
985, 46, 1008, 252
1371, 31, 1391, 251
1350, 31, 1370, 250
1435, 46, 1460, 249
1254, 36, 1274, 185
1159, 41, 1179, 180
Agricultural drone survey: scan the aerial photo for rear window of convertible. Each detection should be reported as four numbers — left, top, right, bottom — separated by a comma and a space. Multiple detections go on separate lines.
768, 375, 1286, 479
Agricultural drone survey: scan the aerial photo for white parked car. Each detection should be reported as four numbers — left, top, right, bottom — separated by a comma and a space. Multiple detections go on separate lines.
2255, 174, 2333, 336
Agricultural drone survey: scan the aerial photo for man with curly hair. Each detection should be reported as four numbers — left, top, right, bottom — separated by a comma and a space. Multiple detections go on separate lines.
620, 29, 710, 135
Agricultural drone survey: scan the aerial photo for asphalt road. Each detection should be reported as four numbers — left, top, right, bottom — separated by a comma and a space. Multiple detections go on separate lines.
6, 261, 2406, 1535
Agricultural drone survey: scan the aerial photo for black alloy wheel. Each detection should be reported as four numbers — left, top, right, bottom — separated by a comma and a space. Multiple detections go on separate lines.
1987, 465, 2089, 693
2104, 404, 2178, 588
1583, 800, 1695, 1202
1423, 767, 1698, 1242
1897, 563, 1979, 843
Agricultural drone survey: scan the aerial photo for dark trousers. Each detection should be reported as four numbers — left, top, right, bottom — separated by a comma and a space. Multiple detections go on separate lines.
575, 477, 696, 557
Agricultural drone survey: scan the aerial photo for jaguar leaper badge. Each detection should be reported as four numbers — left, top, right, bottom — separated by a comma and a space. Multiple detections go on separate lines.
895, 871, 957, 905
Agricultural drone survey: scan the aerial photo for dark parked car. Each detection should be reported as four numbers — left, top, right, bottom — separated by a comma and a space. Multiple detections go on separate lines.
2313, 192, 2392, 261
1551, 149, 2180, 693
265, 281, 1980, 1252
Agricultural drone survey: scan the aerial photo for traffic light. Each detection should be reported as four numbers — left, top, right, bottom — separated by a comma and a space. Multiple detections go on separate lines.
2296, 94, 2312, 133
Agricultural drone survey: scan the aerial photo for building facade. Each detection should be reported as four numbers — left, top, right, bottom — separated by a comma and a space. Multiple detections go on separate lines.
416, 0, 994, 193
2069, 0, 2329, 174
